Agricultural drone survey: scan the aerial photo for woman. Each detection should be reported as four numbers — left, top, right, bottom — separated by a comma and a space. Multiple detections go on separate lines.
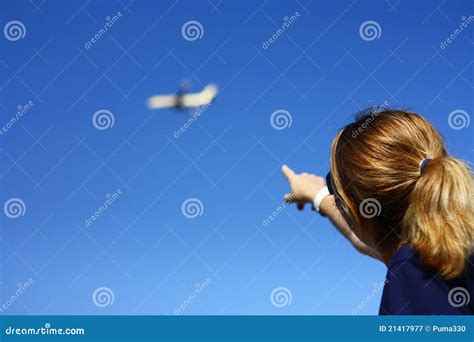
282, 109, 474, 315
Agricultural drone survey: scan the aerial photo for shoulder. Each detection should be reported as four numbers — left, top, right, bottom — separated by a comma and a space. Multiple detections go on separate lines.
386, 246, 426, 282
379, 246, 474, 315
379, 247, 423, 314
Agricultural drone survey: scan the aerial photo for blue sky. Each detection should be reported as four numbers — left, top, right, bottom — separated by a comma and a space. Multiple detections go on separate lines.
0, 0, 473, 315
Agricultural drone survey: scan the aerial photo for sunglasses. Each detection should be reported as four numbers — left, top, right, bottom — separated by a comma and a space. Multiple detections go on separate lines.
326, 172, 335, 195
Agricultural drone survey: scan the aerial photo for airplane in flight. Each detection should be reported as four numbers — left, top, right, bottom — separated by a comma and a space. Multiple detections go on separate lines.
147, 82, 218, 111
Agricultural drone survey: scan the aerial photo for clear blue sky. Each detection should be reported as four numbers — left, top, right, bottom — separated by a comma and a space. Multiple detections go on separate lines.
0, 0, 473, 315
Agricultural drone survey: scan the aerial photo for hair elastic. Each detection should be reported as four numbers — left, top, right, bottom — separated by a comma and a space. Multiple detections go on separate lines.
420, 158, 432, 173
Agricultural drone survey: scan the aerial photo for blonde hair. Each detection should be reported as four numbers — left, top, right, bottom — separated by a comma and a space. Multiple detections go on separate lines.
330, 109, 474, 279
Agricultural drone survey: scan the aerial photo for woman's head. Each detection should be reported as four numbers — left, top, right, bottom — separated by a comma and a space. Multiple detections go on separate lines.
330, 108, 474, 278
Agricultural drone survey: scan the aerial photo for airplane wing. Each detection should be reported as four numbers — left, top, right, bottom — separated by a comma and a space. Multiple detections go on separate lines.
147, 94, 178, 109
180, 84, 218, 107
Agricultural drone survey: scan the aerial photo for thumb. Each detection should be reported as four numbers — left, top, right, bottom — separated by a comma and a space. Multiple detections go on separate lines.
284, 193, 297, 203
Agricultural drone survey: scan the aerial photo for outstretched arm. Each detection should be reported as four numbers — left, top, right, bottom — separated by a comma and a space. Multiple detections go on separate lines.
281, 165, 381, 260
319, 195, 381, 259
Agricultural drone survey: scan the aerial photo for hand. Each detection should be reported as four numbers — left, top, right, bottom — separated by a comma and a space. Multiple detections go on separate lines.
281, 165, 326, 210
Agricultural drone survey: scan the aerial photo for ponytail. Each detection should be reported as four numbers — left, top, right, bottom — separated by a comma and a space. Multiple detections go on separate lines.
403, 156, 474, 279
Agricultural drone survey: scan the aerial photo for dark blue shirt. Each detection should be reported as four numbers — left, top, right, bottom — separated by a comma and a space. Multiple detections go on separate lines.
379, 246, 474, 315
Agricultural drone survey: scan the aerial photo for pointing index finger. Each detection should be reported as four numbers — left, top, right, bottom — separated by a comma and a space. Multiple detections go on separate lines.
282, 164, 295, 180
